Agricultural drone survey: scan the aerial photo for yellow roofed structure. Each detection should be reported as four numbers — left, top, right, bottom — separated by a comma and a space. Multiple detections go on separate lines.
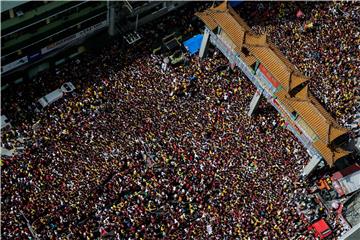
286, 86, 348, 144
313, 140, 352, 166
196, 2, 351, 166
196, 2, 247, 53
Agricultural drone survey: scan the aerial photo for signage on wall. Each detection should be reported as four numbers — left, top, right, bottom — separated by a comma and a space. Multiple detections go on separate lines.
1, 21, 108, 75
41, 34, 78, 55
257, 64, 280, 90
1, 56, 28, 74
41, 20, 108, 55
28, 51, 42, 61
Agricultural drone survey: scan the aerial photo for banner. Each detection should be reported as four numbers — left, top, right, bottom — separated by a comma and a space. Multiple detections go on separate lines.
2, 21, 108, 74
28, 51, 42, 62
41, 20, 108, 55
75, 20, 107, 39
304, 21, 314, 31
41, 34, 78, 55
1, 56, 28, 74
258, 64, 280, 88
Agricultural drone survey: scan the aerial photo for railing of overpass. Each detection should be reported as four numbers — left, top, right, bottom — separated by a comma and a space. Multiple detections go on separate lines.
206, 27, 320, 158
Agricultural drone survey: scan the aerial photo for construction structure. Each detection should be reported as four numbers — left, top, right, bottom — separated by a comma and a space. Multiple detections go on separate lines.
196, 2, 351, 168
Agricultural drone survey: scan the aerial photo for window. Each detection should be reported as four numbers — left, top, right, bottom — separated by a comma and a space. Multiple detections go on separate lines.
1, 10, 10, 21
291, 111, 298, 119
241, 47, 250, 56
13, 1, 44, 15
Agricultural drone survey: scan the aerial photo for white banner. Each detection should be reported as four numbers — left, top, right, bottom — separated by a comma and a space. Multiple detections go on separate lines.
41, 34, 77, 55
1, 56, 28, 74
2, 21, 107, 74
75, 20, 107, 39
41, 20, 108, 55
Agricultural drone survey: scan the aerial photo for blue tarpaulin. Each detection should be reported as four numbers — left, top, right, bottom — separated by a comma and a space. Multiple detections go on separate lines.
183, 34, 203, 55
229, 0, 244, 8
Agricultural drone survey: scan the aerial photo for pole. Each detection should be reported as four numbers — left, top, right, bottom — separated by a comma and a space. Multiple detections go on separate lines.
135, 14, 139, 31
20, 210, 40, 240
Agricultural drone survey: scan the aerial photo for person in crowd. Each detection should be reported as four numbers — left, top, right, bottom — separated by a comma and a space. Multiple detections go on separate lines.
1, 2, 357, 239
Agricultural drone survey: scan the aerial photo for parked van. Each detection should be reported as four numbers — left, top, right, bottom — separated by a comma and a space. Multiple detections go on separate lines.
37, 82, 75, 109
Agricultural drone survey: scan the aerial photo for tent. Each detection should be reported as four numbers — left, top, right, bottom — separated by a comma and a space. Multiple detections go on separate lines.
183, 34, 203, 55
229, 0, 244, 8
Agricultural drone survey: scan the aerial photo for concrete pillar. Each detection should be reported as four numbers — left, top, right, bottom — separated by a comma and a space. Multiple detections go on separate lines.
9, 9, 15, 18
247, 89, 263, 116
135, 14, 139, 31
107, 1, 116, 36
199, 28, 210, 58
301, 154, 322, 178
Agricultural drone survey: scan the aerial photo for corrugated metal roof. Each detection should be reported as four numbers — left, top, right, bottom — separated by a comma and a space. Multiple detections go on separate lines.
216, 12, 245, 50
268, 42, 298, 73
275, 89, 296, 113
289, 73, 309, 91
288, 87, 331, 144
228, 5, 252, 32
308, 94, 344, 129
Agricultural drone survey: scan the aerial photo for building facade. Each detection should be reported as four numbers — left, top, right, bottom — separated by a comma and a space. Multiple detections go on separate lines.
1, 1, 187, 88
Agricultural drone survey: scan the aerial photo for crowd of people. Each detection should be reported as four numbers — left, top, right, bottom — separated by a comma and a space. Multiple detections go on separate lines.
1, 1, 357, 239
237, 1, 359, 130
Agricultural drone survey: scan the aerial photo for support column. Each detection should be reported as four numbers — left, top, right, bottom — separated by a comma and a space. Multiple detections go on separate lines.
247, 89, 263, 116
20, 210, 40, 240
107, 0, 116, 36
135, 14, 139, 31
9, 9, 15, 18
199, 28, 210, 58
301, 155, 322, 178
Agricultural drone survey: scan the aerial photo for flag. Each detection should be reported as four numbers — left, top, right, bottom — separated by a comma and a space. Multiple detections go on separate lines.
100, 227, 107, 236
296, 9, 304, 18
304, 22, 314, 30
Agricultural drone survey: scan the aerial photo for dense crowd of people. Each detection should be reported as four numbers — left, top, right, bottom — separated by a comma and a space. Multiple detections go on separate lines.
237, 1, 359, 129
1, 2, 358, 239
